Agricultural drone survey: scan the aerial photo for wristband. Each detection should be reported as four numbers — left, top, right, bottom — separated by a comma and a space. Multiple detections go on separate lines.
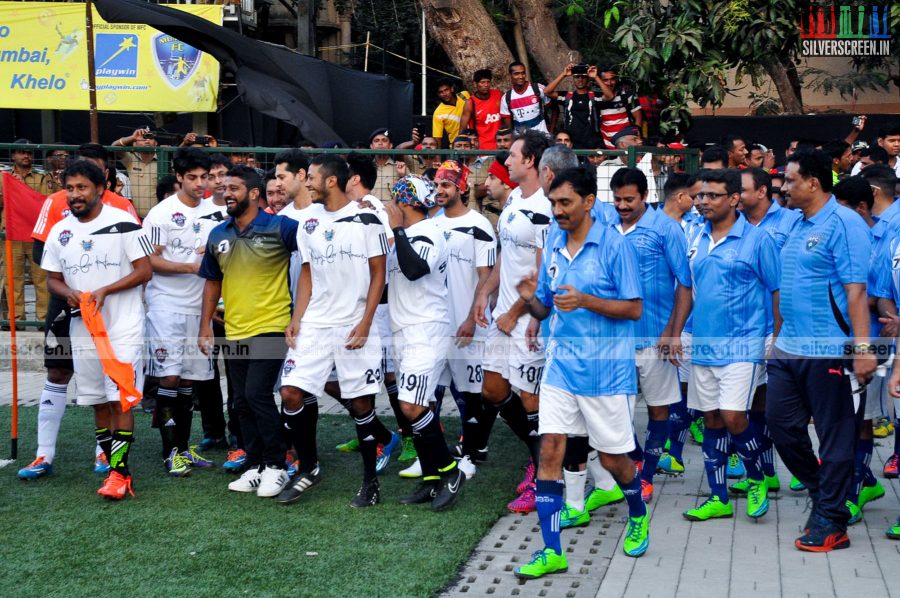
853, 342, 873, 355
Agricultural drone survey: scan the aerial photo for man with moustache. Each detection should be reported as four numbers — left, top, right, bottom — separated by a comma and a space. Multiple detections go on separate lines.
41, 160, 152, 499
198, 166, 299, 498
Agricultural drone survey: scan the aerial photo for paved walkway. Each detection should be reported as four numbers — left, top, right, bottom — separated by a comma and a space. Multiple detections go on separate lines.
443, 406, 900, 598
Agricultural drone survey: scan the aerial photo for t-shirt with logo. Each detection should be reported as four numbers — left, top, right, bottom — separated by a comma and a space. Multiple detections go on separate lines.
144, 195, 226, 315
433, 209, 497, 333
296, 201, 388, 329
470, 90, 504, 150
495, 187, 552, 318
388, 218, 449, 332
499, 83, 550, 134
33, 189, 139, 243
199, 210, 299, 341
41, 205, 151, 344
597, 89, 640, 148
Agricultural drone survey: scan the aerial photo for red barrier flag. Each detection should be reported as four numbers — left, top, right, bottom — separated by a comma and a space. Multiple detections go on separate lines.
2, 173, 46, 241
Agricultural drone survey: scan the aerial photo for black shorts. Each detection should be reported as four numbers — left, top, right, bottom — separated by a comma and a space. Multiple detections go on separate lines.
43, 296, 73, 371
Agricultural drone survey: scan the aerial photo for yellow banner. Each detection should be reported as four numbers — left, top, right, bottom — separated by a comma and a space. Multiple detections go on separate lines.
0, 2, 221, 111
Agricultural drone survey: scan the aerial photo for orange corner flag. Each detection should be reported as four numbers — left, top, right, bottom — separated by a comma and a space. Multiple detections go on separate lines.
79, 293, 142, 411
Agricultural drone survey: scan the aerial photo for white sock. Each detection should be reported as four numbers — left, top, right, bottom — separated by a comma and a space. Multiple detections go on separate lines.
564, 469, 587, 511
587, 451, 616, 491
36, 382, 67, 463
95, 443, 103, 458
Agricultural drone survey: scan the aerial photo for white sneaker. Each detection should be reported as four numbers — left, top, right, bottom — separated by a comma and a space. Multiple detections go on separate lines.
257, 465, 291, 497
457, 455, 477, 479
228, 467, 262, 492
399, 458, 422, 478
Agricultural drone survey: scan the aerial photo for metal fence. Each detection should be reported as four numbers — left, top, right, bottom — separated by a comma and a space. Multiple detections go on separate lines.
0, 143, 699, 328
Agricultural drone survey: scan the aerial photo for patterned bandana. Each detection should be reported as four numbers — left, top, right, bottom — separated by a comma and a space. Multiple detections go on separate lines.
434, 160, 470, 194
391, 175, 436, 208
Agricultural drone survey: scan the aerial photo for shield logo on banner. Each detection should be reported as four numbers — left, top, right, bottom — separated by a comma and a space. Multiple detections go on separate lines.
152, 34, 201, 88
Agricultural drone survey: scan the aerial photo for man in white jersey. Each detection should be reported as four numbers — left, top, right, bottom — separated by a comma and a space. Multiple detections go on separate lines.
500, 61, 551, 134
278, 154, 393, 508
474, 129, 553, 513
42, 160, 152, 500
340, 153, 414, 468
432, 160, 497, 478
384, 174, 466, 510
144, 148, 224, 477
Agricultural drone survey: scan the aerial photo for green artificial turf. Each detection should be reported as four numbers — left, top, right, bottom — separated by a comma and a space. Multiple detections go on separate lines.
0, 405, 525, 597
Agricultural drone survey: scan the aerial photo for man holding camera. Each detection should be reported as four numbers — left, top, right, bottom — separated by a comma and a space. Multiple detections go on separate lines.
544, 63, 604, 150
112, 127, 160, 217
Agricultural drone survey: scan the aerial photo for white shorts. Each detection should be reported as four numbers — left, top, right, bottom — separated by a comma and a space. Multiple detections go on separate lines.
280, 323, 383, 399
374, 303, 395, 375
677, 331, 692, 382
635, 346, 681, 407
394, 322, 451, 406
145, 311, 214, 381
483, 318, 545, 395
71, 337, 144, 407
688, 362, 760, 413
752, 334, 774, 389
865, 370, 891, 420
441, 339, 486, 394
539, 384, 636, 454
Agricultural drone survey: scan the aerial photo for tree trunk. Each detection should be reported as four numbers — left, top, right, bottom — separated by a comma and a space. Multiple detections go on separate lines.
510, 3, 531, 81
421, 0, 515, 89
511, 0, 581, 81
762, 56, 803, 114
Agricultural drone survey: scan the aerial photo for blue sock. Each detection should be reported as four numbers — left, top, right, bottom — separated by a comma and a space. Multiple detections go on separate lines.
703, 427, 729, 503
731, 425, 763, 481
667, 397, 689, 462
641, 419, 668, 484
628, 433, 644, 463
535, 479, 564, 555
860, 437, 876, 485
618, 473, 647, 518
749, 411, 775, 477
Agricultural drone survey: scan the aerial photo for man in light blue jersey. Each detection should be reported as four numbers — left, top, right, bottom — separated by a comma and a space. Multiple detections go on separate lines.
681, 168, 780, 523
768, 149, 876, 553
513, 166, 647, 581
611, 167, 692, 503
726, 168, 802, 498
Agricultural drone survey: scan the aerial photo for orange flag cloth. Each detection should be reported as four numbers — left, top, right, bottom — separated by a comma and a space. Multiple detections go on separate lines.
79, 292, 142, 411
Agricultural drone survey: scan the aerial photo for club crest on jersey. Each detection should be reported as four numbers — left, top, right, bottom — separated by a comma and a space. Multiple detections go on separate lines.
443, 230, 451, 240
192, 221, 201, 234
303, 218, 319, 234
324, 229, 334, 241
80, 240, 94, 252
62, 209, 71, 218
507, 211, 516, 224
172, 212, 186, 226
283, 359, 296, 375
155, 347, 168, 363
58, 230, 73, 246
805, 233, 822, 251
252, 236, 264, 248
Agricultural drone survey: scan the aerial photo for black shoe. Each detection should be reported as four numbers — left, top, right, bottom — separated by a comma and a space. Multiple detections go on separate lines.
432, 467, 466, 511
399, 481, 440, 505
349, 479, 380, 508
795, 513, 850, 552
276, 466, 322, 505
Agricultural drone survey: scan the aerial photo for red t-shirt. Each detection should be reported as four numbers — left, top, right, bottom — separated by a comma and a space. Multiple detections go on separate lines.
32, 189, 139, 242
470, 89, 503, 150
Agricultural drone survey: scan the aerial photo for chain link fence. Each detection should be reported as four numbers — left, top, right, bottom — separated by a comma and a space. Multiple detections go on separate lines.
0, 142, 699, 327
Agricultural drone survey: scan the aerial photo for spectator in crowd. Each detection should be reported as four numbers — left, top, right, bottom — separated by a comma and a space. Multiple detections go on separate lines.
822, 139, 852, 184
432, 77, 470, 148
544, 63, 604, 150
44, 146, 70, 193
500, 61, 551, 135
495, 127, 514, 151
722, 134, 748, 168
851, 124, 900, 177
369, 127, 418, 203
112, 127, 160, 216
595, 125, 659, 204
554, 130, 574, 149
459, 69, 504, 151
701, 145, 728, 170
596, 66, 643, 148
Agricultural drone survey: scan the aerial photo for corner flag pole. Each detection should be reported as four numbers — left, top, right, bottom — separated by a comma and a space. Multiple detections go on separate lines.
5, 235, 18, 463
